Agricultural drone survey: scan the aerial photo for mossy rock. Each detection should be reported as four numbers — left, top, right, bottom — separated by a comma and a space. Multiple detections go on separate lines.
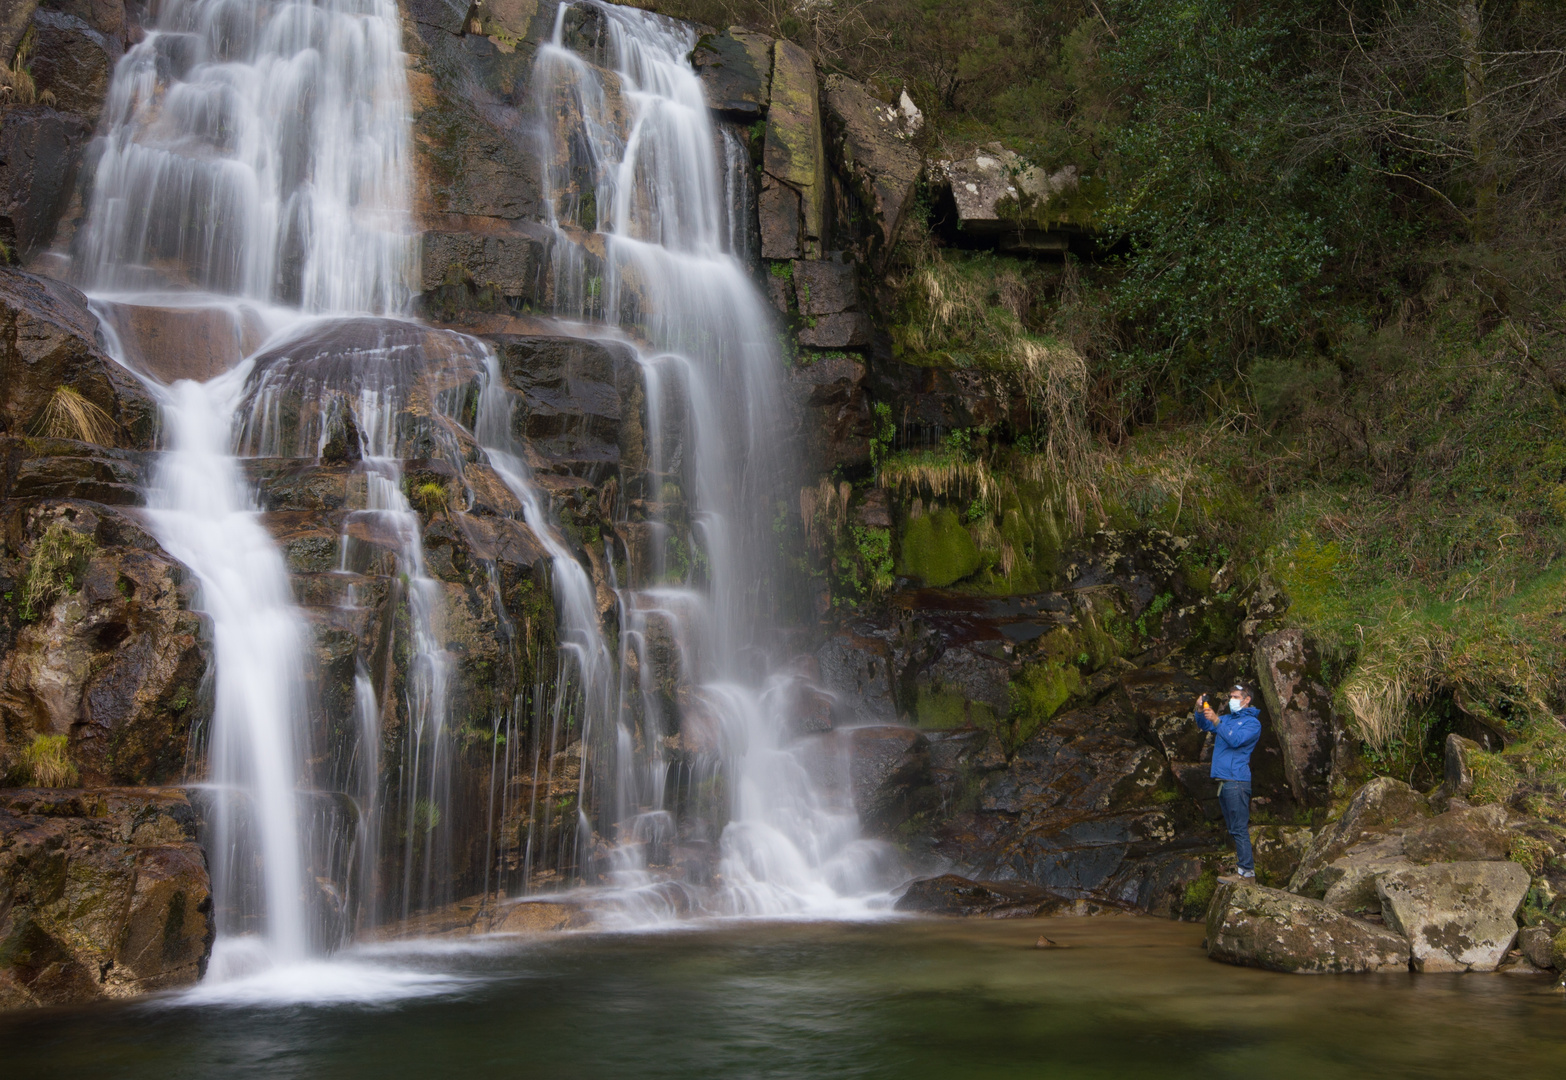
899, 508, 981, 587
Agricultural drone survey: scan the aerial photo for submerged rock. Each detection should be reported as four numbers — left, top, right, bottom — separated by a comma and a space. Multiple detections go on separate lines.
1206, 880, 1410, 974
1375, 861, 1530, 972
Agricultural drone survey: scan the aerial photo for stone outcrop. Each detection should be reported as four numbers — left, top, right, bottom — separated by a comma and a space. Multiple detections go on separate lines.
1376, 861, 1530, 972
0, 104, 92, 262
934, 144, 1079, 253
692, 27, 773, 118
759, 40, 826, 260
840, 725, 931, 834
1401, 804, 1510, 864
1205, 880, 1411, 973
820, 74, 922, 266
0, 787, 213, 1009
1253, 628, 1335, 805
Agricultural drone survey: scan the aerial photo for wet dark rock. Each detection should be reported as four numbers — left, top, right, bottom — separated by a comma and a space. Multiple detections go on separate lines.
842, 724, 931, 833
489, 332, 637, 479
26, 10, 112, 122
0, 105, 91, 262
792, 258, 857, 316
1206, 880, 1411, 974
691, 27, 772, 118
787, 352, 871, 471
925, 728, 1005, 805
1289, 778, 1433, 897
0, 267, 158, 450
935, 698, 1197, 899
1376, 861, 1529, 972
820, 74, 922, 265
1253, 628, 1335, 805
1, 436, 144, 504
1401, 804, 1510, 864
815, 626, 897, 723
894, 873, 1065, 917
0, 787, 213, 1009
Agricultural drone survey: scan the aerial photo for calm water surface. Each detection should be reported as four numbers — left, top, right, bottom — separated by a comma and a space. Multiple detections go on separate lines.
3, 916, 1563, 1078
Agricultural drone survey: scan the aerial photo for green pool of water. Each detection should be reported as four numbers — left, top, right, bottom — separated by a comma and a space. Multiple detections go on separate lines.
3, 916, 1563, 1078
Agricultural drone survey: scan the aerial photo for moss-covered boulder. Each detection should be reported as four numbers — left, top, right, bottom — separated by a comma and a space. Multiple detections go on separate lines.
899, 507, 981, 587
1206, 880, 1411, 974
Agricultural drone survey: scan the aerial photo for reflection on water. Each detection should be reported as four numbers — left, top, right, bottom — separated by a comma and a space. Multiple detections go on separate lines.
3, 917, 1563, 1078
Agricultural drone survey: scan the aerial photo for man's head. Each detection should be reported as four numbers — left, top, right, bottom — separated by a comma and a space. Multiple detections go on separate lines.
1228, 684, 1253, 712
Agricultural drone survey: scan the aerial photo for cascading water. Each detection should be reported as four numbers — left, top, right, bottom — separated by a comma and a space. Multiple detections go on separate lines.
72, 0, 899, 985
520, 3, 901, 916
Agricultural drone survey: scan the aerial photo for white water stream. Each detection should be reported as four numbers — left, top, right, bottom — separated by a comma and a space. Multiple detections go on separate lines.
70, 0, 897, 999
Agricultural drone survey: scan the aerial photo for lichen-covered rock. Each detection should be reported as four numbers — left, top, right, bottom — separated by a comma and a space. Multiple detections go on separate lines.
1289, 777, 1432, 896
1401, 804, 1509, 864
821, 74, 922, 265
1375, 861, 1530, 972
0, 787, 213, 1010
1253, 628, 1335, 805
1206, 880, 1411, 974
1250, 825, 1313, 889
894, 873, 1066, 917
1441, 733, 1482, 800
1317, 835, 1414, 914
691, 26, 773, 117
0, 267, 157, 450
936, 144, 1079, 252
760, 40, 825, 259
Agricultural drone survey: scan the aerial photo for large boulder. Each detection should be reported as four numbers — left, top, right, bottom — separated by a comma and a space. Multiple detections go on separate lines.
820, 74, 923, 265
0, 787, 214, 1010
1253, 628, 1335, 805
760, 40, 825, 260
1289, 777, 1432, 896
1205, 880, 1411, 974
1401, 804, 1510, 864
935, 144, 1079, 253
1375, 861, 1530, 972
0, 267, 157, 449
1316, 835, 1414, 914
691, 27, 773, 118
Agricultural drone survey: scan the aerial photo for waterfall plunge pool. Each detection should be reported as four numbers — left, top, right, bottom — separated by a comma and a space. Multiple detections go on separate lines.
3, 916, 1561, 1078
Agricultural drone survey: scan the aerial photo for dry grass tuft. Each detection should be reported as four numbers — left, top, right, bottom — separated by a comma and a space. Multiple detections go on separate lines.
18, 734, 78, 787
34, 386, 116, 445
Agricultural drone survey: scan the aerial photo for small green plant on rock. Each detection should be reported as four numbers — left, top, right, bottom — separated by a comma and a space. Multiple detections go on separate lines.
19, 521, 95, 621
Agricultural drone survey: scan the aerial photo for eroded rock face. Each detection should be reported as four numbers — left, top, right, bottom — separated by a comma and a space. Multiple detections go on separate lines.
0, 105, 92, 262
0, 787, 213, 1010
1206, 880, 1411, 974
842, 725, 931, 834
1376, 861, 1529, 972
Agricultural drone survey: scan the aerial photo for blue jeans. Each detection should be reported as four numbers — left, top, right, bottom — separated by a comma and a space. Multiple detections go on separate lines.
1217, 780, 1253, 873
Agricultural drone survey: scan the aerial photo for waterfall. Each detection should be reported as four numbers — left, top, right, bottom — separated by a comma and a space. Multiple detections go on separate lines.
524, 3, 898, 916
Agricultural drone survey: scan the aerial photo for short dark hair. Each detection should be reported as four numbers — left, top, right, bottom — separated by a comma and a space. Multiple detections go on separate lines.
1230, 683, 1253, 699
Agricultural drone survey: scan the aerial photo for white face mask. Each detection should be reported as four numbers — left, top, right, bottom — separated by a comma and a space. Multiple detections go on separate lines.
1229, 698, 1244, 713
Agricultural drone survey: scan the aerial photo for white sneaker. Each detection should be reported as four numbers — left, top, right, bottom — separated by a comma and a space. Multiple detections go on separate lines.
1238, 869, 1256, 879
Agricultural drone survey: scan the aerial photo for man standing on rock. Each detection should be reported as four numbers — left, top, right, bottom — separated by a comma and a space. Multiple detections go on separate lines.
1195, 684, 1263, 883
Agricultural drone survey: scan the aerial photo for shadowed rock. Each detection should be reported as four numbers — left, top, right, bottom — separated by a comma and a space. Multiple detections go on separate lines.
895, 873, 1066, 917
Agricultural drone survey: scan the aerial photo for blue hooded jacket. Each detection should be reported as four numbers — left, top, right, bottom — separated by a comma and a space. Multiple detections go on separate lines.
1194, 702, 1262, 782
